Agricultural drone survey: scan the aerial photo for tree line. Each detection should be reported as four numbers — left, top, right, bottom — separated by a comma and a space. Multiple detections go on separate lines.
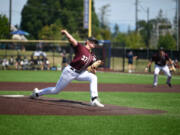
0, 0, 178, 50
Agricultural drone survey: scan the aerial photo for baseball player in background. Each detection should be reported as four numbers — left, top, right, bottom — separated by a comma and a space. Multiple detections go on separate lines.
30, 29, 104, 107
145, 49, 174, 87
127, 51, 137, 73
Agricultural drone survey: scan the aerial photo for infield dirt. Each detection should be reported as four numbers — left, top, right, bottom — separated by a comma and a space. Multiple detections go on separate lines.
0, 82, 178, 115
0, 82, 180, 92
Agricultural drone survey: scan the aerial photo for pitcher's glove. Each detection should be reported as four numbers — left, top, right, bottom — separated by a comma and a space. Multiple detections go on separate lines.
87, 60, 103, 74
169, 65, 176, 72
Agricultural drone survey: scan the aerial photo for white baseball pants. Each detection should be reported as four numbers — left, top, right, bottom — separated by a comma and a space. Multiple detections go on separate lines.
153, 64, 171, 86
37, 65, 98, 98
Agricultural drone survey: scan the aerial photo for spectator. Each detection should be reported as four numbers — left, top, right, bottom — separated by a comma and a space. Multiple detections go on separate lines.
42, 56, 50, 70
2, 57, 9, 70
37, 56, 43, 70
29, 55, 35, 70
15, 55, 21, 70
0, 58, 2, 65
9, 56, 15, 66
22, 56, 29, 70
45, 57, 50, 70
20, 58, 24, 69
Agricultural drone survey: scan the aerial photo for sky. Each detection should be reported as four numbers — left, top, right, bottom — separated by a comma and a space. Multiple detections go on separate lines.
0, 0, 177, 32
94, 0, 176, 32
0, 0, 27, 26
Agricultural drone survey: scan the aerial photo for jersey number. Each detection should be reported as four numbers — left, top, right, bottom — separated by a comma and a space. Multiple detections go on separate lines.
81, 55, 88, 62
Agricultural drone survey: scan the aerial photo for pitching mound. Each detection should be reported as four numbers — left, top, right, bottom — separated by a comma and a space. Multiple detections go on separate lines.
0, 95, 167, 115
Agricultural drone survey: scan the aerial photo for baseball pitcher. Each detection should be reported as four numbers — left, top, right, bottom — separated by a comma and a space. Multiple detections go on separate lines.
30, 29, 104, 107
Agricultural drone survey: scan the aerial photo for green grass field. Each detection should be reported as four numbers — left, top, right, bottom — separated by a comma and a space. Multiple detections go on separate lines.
0, 70, 180, 84
0, 70, 180, 135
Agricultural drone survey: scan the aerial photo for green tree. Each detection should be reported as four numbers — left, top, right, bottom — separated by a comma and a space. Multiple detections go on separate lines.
21, 0, 100, 39
0, 15, 9, 39
38, 23, 62, 40
111, 32, 145, 49
99, 28, 111, 40
157, 33, 176, 50
99, 4, 110, 29
126, 32, 146, 49
112, 32, 126, 47
137, 20, 153, 48
112, 23, 120, 37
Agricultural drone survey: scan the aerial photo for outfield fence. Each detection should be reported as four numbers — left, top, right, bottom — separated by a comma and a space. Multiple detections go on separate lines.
0, 40, 180, 73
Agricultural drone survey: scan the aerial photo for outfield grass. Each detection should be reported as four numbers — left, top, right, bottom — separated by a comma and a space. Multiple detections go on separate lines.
0, 70, 180, 135
1, 115, 179, 135
0, 70, 180, 84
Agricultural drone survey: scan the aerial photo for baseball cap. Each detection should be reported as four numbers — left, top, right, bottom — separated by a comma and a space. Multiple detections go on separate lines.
87, 37, 98, 44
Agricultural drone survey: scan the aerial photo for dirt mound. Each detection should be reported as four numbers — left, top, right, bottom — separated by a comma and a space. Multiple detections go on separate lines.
0, 96, 167, 115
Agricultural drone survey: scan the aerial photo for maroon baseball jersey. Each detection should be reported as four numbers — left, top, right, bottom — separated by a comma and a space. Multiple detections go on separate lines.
151, 53, 169, 66
70, 43, 96, 70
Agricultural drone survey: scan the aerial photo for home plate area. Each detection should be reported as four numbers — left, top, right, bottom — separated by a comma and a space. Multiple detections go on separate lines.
0, 95, 167, 116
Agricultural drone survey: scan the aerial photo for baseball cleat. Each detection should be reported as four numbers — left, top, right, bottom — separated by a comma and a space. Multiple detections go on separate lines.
167, 83, 172, 88
30, 88, 39, 99
90, 98, 104, 107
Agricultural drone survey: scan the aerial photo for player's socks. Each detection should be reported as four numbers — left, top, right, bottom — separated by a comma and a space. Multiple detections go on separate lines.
91, 96, 97, 101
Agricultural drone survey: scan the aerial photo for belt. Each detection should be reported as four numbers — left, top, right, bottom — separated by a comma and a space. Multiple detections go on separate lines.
156, 64, 165, 66
70, 67, 82, 73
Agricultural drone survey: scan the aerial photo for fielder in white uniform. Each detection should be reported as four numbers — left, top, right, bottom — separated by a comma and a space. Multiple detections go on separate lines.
145, 49, 173, 87
30, 29, 104, 107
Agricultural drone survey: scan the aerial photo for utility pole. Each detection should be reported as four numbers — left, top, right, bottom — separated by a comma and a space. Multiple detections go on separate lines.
177, 0, 179, 51
147, 7, 150, 59
147, 8, 149, 22
135, 0, 138, 32
9, 0, 12, 39
147, 7, 150, 46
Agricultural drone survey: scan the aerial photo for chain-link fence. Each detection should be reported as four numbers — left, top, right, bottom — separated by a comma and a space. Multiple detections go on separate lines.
110, 47, 180, 73
0, 40, 180, 74
0, 40, 70, 71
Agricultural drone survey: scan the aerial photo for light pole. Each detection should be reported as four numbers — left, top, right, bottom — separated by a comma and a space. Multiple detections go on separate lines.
177, 0, 179, 51
88, 0, 92, 37
83, 0, 92, 37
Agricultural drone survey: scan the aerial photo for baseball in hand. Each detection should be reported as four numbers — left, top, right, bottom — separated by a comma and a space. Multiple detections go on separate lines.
61, 30, 67, 35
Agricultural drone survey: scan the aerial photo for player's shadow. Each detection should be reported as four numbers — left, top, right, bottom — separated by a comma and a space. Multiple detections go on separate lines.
35, 98, 91, 107
52, 99, 91, 106
28, 96, 92, 108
